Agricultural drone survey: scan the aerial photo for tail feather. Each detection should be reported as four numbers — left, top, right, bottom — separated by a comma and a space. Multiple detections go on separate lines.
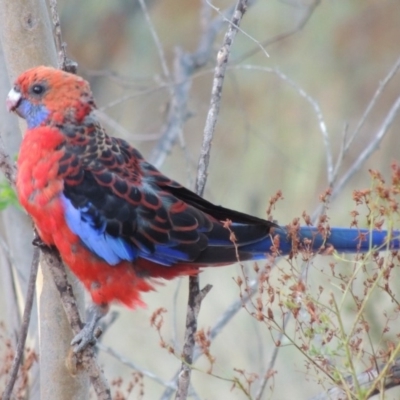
240, 226, 400, 257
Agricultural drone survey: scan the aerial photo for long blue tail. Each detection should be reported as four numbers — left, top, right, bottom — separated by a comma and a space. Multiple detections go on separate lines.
240, 227, 400, 256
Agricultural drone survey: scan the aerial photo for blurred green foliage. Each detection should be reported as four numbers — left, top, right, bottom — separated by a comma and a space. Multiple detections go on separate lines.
0, 181, 18, 210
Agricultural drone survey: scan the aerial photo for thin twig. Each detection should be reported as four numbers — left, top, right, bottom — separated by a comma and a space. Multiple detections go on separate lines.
310, 355, 400, 400
313, 94, 400, 220
254, 73, 400, 400
326, 55, 400, 191
91, 278, 260, 400
345, 55, 400, 152
235, 65, 333, 182
172, 278, 183, 349
48, 0, 77, 73
137, 0, 191, 172
86, 4, 239, 171
175, 283, 212, 400
205, 0, 268, 60
148, 3, 237, 169
175, 3, 250, 399
3, 246, 39, 400
195, 1, 250, 196
101, 279, 258, 400
137, 0, 172, 88
254, 311, 290, 400
98, 343, 177, 390
197, 279, 258, 349
234, 0, 321, 63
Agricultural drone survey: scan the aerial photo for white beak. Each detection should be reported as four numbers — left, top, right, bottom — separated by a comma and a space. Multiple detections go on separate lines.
6, 87, 21, 112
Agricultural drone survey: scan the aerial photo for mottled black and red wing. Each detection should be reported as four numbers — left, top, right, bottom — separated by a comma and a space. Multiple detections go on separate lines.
60, 132, 275, 266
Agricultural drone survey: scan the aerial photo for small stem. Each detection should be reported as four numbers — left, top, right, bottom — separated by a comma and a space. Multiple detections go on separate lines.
3, 246, 40, 400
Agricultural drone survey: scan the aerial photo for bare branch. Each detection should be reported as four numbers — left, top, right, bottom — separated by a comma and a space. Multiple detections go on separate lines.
175, 3, 252, 397
195, 0, 250, 196
137, 0, 190, 171
2, 246, 39, 400
234, 0, 321, 63
310, 356, 400, 400
98, 343, 177, 390
234, 65, 333, 182
255, 312, 291, 400
48, 0, 77, 73
345, 55, 400, 152
205, 0, 268, 60
39, 245, 111, 400
137, 0, 172, 86
175, 282, 212, 399
148, 3, 237, 169
313, 93, 400, 220
104, 280, 258, 400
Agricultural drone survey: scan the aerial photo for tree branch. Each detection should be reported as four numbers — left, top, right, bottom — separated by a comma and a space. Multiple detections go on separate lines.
48, 0, 77, 73
233, 0, 321, 63
175, 1, 251, 399
148, 3, 237, 169
310, 355, 400, 400
313, 93, 400, 220
2, 246, 39, 400
39, 245, 111, 400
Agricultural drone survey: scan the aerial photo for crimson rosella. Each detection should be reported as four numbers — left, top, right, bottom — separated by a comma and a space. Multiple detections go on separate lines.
6, 66, 400, 350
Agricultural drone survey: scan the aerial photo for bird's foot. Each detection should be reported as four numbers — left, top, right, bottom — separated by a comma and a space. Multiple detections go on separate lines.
71, 303, 108, 353
32, 236, 48, 249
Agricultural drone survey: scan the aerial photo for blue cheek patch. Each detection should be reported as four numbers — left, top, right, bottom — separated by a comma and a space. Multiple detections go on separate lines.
18, 99, 50, 128
61, 194, 136, 265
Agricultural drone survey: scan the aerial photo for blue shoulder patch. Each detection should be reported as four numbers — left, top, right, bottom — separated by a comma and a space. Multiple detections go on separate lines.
61, 194, 136, 265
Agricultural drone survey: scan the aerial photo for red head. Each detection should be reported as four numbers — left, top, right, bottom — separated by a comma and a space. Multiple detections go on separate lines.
6, 66, 96, 128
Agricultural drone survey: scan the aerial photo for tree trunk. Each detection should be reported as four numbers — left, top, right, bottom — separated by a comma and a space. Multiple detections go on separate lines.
0, 0, 89, 398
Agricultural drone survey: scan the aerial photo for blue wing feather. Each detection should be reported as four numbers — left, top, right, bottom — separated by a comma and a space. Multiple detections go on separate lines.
62, 194, 195, 266
62, 194, 136, 265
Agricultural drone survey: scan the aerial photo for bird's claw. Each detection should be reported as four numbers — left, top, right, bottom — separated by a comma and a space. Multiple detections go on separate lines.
71, 303, 107, 352
71, 324, 102, 353
32, 236, 48, 249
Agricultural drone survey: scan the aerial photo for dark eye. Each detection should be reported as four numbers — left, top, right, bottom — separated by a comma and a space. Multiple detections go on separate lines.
31, 84, 45, 95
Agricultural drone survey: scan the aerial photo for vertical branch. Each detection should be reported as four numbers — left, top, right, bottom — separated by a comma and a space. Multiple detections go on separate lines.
48, 0, 77, 73
195, 0, 249, 196
175, 1, 250, 399
3, 247, 40, 400
148, 3, 237, 169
